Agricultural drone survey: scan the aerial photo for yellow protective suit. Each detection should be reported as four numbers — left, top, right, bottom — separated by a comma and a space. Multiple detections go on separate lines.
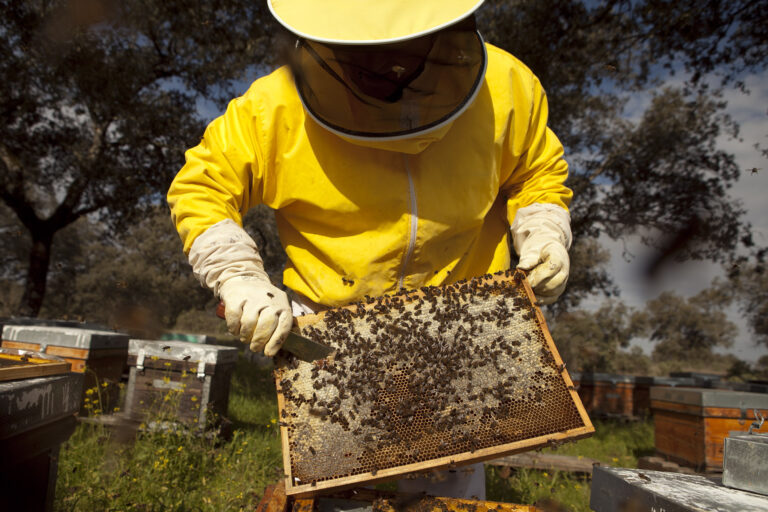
167, 43, 572, 308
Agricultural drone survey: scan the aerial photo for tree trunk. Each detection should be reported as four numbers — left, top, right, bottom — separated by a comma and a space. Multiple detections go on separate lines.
16, 231, 54, 317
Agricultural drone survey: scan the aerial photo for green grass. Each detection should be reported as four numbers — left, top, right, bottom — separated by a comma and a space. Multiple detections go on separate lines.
56, 357, 283, 511
56, 357, 655, 511
486, 420, 655, 511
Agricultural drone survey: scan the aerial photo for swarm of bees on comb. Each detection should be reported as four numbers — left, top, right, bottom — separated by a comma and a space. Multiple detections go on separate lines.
275, 270, 591, 494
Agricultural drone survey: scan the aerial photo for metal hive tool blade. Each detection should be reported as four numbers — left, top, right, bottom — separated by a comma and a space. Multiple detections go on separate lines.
274, 270, 593, 497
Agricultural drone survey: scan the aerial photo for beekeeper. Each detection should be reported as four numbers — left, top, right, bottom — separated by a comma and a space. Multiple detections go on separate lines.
168, 0, 571, 497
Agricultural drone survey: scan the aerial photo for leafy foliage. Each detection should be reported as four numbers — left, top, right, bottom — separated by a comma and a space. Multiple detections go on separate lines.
0, 0, 275, 315
635, 284, 736, 362
40, 208, 211, 336
550, 301, 646, 373
479, 0, 766, 306
729, 263, 768, 347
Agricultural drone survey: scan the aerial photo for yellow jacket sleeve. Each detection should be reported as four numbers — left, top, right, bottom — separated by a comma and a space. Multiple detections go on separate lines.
167, 95, 264, 254
502, 75, 572, 226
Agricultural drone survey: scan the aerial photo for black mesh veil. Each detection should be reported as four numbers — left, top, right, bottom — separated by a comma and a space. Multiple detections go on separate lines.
288, 18, 486, 139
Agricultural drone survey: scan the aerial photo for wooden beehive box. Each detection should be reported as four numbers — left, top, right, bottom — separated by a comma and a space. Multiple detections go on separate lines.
651, 386, 768, 472
577, 373, 636, 419
275, 270, 593, 497
124, 339, 238, 426
632, 376, 696, 418
1, 324, 129, 411
0, 372, 84, 511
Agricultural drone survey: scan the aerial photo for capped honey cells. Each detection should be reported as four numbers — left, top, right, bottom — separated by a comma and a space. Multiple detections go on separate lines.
274, 269, 591, 493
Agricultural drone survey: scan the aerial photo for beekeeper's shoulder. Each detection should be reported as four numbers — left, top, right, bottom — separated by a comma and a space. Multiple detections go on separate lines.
484, 43, 540, 102
234, 65, 301, 116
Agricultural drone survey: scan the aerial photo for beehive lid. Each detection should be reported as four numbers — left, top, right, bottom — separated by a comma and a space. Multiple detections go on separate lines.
160, 332, 217, 344
579, 373, 635, 384
650, 386, 768, 409
276, 270, 593, 496
634, 376, 697, 387
0, 316, 111, 331
2, 324, 129, 350
128, 339, 238, 366
0, 372, 84, 438
669, 371, 722, 382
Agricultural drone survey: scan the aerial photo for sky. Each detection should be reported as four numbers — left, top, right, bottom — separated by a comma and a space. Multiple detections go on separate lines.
597, 70, 768, 363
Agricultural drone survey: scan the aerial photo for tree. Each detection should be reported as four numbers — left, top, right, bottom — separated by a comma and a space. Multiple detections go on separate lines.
729, 264, 768, 347
0, 0, 274, 316
4, 0, 767, 319
549, 300, 646, 372
636, 285, 736, 363
40, 208, 211, 336
478, 0, 766, 306
35, 204, 286, 336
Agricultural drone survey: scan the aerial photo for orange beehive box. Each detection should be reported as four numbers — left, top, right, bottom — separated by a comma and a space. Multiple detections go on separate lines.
650, 386, 768, 472
632, 376, 697, 418
577, 373, 636, 418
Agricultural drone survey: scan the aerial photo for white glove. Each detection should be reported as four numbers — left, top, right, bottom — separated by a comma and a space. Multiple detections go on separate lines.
511, 203, 572, 305
188, 219, 292, 356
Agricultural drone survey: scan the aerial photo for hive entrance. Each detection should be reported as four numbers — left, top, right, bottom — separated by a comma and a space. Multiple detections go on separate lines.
275, 270, 592, 496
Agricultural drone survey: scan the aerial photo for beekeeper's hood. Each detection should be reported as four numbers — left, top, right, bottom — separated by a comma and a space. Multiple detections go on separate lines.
268, 0, 487, 140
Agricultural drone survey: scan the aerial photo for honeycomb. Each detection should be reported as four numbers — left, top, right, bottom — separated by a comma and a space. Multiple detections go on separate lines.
275, 270, 591, 494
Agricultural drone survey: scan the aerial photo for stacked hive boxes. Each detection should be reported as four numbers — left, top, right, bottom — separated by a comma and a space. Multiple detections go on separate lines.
1, 324, 129, 412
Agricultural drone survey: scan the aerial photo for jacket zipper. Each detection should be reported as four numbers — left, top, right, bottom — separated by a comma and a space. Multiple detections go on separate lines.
398, 154, 418, 290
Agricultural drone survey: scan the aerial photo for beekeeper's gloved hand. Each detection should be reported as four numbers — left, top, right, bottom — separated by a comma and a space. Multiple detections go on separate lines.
188, 219, 292, 356
511, 204, 572, 305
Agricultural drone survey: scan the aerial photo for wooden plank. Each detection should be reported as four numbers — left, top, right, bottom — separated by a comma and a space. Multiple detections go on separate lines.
277, 389, 294, 492
0, 351, 70, 381
525, 275, 593, 433
486, 452, 600, 474
277, 270, 594, 497
2, 340, 90, 359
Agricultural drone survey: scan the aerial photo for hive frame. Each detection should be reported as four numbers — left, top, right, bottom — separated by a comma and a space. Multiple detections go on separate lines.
276, 270, 593, 497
